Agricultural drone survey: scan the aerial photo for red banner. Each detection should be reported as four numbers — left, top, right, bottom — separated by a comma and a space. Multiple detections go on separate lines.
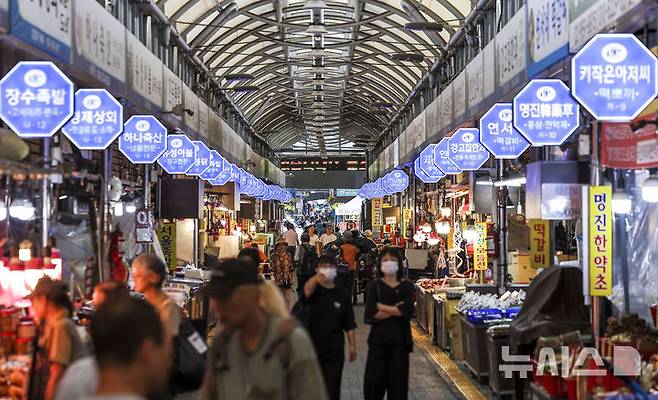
601, 114, 658, 169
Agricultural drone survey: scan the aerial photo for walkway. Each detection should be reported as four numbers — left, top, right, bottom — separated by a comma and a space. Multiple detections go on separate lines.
341, 305, 462, 400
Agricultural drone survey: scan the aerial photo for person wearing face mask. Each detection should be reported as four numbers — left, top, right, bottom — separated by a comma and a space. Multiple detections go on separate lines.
304, 256, 357, 400
363, 248, 415, 400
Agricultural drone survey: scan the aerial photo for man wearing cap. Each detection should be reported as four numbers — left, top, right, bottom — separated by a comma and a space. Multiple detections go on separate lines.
201, 258, 328, 400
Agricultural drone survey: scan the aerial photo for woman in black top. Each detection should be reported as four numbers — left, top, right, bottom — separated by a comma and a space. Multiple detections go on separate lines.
363, 247, 415, 400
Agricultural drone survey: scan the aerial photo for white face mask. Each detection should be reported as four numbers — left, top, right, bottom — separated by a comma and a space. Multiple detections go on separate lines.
319, 267, 337, 281
381, 260, 399, 275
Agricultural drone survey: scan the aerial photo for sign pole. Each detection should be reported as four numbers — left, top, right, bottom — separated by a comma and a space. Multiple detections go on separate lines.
41, 139, 51, 250
495, 159, 509, 290
144, 165, 152, 252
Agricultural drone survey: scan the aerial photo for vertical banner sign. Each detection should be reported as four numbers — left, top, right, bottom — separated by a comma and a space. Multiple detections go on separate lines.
589, 186, 613, 296
447, 128, 490, 171
135, 209, 154, 244
62, 89, 123, 150
433, 137, 462, 174
529, 219, 551, 268
157, 134, 197, 174
372, 198, 383, 227
157, 222, 177, 272
119, 116, 168, 164
0, 61, 74, 138
479, 103, 531, 158
513, 79, 580, 146
10, 0, 73, 62
474, 222, 488, 271
571, 34, 658, 122
418, 144, 446, 180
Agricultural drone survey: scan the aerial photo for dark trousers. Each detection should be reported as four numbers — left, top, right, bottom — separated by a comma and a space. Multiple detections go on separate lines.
363, 343, 410, 400
297, 273, 311, 296
318, 352, 345, 400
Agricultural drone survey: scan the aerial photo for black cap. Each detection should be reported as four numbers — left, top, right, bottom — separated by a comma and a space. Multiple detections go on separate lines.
204, 258, 260, 301
25, 276, 55, 299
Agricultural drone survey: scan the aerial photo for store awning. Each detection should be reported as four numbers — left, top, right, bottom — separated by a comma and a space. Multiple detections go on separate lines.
335, 196, 364, 216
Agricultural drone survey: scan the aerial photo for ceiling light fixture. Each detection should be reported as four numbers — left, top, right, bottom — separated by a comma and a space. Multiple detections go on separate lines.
404, 21, 444, 32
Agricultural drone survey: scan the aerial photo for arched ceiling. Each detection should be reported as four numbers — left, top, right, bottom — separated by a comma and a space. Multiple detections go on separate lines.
158, 0, 471, 156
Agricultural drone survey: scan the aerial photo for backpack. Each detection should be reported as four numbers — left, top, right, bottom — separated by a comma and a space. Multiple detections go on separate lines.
170, 320, 208, 392
299, 244, 318, 276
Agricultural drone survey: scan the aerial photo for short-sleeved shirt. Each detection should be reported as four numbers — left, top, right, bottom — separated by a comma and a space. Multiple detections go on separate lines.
201, 316, 329, 400
340, 243, 359, 271
55, 356, 98, 400
364, 279, 415, 351
283, 230, 299, 247
319, 234, 337, 249
152, 295, 182, 337
307, 285, 356, 355
308, 234, 319, 248
41, 310, 87, 366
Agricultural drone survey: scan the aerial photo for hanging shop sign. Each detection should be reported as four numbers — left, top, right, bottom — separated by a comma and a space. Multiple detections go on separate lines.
588, 186, 613, 296
72, 0, 126, 94
372, 198, 383, 227
119, 115, 167, 164
186, 141, 211, 176
135, 209, 154, 244
238, 168, 250, 193
200, 150, 224, 181
474, 222, 488, 271
529, 219, 551, 268
571, 34, 658, 121
382, 170, 409, 193
210, 157, 232, 186
526, 0, 569, 77
418, 144, 446, 180
479, 103, 531, 159
447, 128, 490, 171
413, 158, 441, 184
10, 0, 73, 62
157, 134, 196, 174
568, 0, 642, 52
126, 35, 164, 112
541, 183, 583, 220
156, 222, 177, 272
62, 89, 123, 150
513, 79, 580, 146
433, 137, 462, 175
496, 6, 527, 94
0, 61, 74, 138
600, 116, 658, 169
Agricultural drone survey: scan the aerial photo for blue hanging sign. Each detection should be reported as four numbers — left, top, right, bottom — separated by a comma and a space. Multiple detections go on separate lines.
0, 61, 74, 138
433, 138, 462, 175
238, 168, 249, 191
62, 89, 123, 150
254, 179, 267, 198
447, 128, 490, 171
242, 173, 257, 196
209, 157, 232, 186
419, 144, 447, 180
200, 150, 224, 181
571, 33, 658, 122
186, 141, 212, 176
479, 103, 530, 159
513, 79, 580, 146
157, 134, 197, 174
414, 158, 441, 184
119, 115, 167, 164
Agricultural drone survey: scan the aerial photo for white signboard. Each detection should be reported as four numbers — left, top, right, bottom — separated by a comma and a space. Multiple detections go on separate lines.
453, 71, 466, 121
483, 40, 496, 101
568, 0, 642, 51
496, 6, 527, 92
466, 52, 484, 111
11, 0, 72, 62
221, 119, 231, 151
198, 102, 209, 140
73, 0, 126, 93
393, 138, 399, 167
441, 83, 453, 130
527, 0, 569, 76
127, 35, 163, 111
405, 125, 414, 158
163, 67, 182, 115
425, 96, 439, 139
398, 129, 408, 162
414, 112, 426, 147
383, 144, 391, 171
182, 84, 200, 134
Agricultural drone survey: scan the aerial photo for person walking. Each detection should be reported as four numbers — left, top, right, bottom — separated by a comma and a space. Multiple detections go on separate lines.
88, 297, 172, 400
339, 231, 359, 299
283, 222, 299, 259
271, 241, 294, 308
363, 248, 415, 400
304, 256, 357, 400
27, 277, 87, 400
295, 233, 319, 296
200, 258, 328, 400
307, 225, 320, 253
318, 225, 337, 255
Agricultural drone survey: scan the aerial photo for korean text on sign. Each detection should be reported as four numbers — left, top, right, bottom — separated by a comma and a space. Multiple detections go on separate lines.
474, 222, 488, 271
589, 186, 613, 296
529, 219, 550, 269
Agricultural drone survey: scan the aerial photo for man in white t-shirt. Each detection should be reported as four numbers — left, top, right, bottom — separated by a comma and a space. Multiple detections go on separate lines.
318, 225, 337, 255
283, 222, 299, 259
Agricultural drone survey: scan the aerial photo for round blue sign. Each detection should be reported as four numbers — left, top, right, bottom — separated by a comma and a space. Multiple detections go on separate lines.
447, 128, 490, 171
186, 141, 212, 176
62, 89, 123, 150
414, 158, 442, 183
119, 115, 167, 164
572, 33, 658, 121
157, 134, 197, 174
479, 103, 530, 159
200, 150, 224, 181
0, 61, 74, 138
433, 138, 462, 174
210, 157, 232, 186
513, 79, 580, 146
